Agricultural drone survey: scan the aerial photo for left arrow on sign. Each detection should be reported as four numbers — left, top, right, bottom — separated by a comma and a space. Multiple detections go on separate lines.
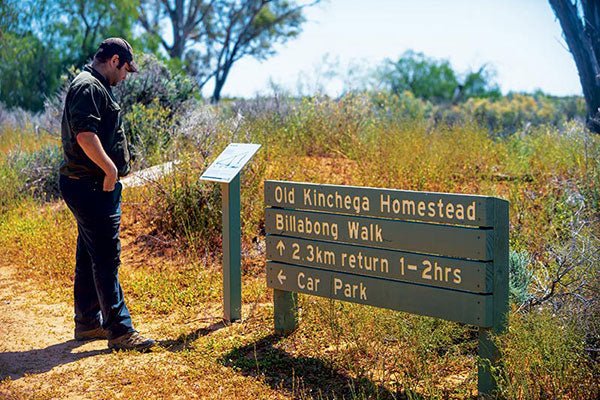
277, 269, 287, 285
276, 240, 286, 255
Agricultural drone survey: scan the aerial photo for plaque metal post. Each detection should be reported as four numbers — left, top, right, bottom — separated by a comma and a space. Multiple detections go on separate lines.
200, 143, 261, 322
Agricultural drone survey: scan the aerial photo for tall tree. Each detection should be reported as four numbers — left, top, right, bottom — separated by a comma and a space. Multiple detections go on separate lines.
0, 32, 61, 111
0, 0, 140, 110
42, 0, 140, 68
549, 0, 600, 133
0, 0, 60, 111
138, 0, 319, 102
138, 0, 215, 61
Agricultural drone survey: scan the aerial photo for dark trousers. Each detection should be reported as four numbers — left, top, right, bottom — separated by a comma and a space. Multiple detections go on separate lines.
59, 174, 134, 340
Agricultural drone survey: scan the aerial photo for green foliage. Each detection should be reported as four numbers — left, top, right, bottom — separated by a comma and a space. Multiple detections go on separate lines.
508, 250, 533, 306
202, 0, 308, 101
39, 0, 139, 68
114, 53, 198, 115
460, 65, 501, 100
124, 99, 174, 167
466, 94, 563, 132
0, 119, 61, 215
139, 0, 316, 102
0, 33, 61, 112
0, 0, 141, 111
435, 93, 587, 136
114, 53, 197, 165
8, 145, 62, 201
0, 0, 20, 29
371, 91, 433, 122
378, 50, 458, 102
377, 50, 500, 103
0, 145, 62, 216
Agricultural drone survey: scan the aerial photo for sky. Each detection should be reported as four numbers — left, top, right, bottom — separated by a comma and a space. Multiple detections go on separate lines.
209, 0, 582, 98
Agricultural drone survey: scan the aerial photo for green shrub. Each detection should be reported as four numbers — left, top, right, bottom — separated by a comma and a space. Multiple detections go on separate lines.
6, 145, 62, 201
1, 144, 62, 215
431, 93, 586, 136
124, 98, 174, 167
371, 90, 433, 123
114, 53, 197, 116
131, 156, 223, 255
113, 53, 197, 166
509, 250, 533, 307
0, 111, 61, 215
463, 94, 562, 135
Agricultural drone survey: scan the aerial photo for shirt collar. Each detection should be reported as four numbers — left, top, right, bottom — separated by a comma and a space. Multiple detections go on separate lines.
84, 64, 111, 91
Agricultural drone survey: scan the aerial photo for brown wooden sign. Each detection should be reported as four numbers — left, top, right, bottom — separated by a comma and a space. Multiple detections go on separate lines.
264, 180, 509, 396
265, 180, 497, 227
266, 236, 493, 293
267, 262, 493, 326
265, 208, 493, 260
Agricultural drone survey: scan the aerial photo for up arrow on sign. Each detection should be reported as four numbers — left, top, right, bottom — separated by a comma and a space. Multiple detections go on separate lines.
277, 269, 287, 285
277, 240, 286, 256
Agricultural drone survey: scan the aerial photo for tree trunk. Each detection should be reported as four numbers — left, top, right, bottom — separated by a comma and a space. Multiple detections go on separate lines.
211, 61, 234, 103
211, 76, 225, 104
549, 0, 600, 133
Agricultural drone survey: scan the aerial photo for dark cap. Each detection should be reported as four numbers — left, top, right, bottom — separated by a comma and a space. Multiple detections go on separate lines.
96, 38, 138, 72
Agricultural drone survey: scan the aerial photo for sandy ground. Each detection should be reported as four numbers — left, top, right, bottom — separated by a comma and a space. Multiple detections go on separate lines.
0, 264, 113, 398
0, 259, 269, 400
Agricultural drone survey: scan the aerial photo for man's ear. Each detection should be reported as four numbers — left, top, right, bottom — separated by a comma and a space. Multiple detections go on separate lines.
110, 54, 120, 67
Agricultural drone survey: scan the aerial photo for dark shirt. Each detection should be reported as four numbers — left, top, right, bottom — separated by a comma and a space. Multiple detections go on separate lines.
59, 65, 131, 179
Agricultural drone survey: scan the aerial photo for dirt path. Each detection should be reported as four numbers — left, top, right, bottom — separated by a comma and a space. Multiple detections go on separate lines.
0, 257, 212, 400
0, 261, 285, 400
0, 264, 111, 398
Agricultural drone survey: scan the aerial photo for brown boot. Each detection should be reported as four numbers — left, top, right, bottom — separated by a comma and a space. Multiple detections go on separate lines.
75, 327, 109, 341
108, 331, 156, 351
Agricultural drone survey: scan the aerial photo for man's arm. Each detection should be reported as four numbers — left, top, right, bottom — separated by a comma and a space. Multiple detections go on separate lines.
76, 131, 118, 192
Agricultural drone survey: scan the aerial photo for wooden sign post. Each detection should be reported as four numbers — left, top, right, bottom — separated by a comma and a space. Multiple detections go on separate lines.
264, 180, 508, 397
200, 143, 260, 322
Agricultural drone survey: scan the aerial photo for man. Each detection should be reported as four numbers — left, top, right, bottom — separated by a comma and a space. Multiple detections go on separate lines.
59, 38, 155, 351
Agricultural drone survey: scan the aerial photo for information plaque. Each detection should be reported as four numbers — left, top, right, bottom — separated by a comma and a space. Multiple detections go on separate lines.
200, 143, 260, 322
200, 143, 261, 183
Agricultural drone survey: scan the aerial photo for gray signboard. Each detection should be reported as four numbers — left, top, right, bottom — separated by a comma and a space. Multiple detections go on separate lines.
266, 236, 492, 293
265, 208, 493, 260
265, 180, 496, 227
264, 180, 509, 397
266, 262, 493, 327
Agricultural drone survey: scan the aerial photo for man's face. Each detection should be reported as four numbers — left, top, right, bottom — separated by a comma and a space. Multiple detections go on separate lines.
108, 55, 131, 86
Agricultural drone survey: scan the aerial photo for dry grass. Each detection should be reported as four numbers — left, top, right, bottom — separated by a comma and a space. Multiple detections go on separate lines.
1, 99, 598, 399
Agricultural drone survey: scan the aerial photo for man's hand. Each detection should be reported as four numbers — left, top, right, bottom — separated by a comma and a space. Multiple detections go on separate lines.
103, 165, 118, 192
76, 132, 119, 192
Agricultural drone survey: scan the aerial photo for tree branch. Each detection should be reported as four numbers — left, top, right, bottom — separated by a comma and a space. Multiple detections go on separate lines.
138, 8, 172, 53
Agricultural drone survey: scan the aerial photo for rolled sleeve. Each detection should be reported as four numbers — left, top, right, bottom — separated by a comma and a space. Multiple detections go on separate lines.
69, 85, 103, 134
